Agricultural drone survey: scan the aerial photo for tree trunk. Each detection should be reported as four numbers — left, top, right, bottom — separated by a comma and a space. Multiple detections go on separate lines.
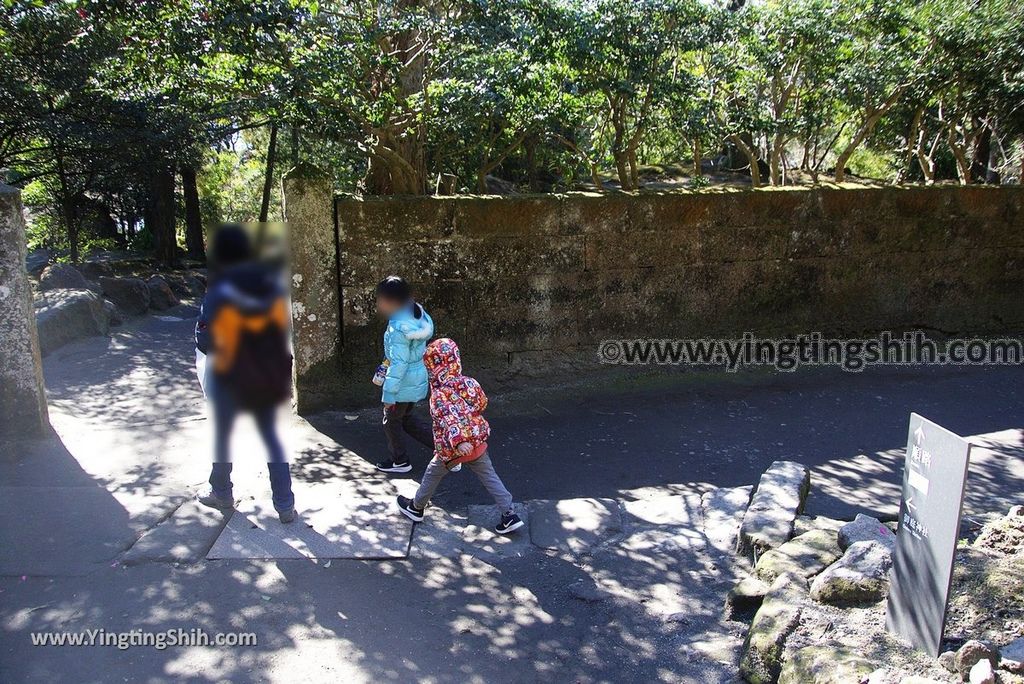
259, 123, 278, 223
148, 164, 177, 265
728, 134, 762, 187
60, 195, 80, 264
525, 135, 540, 192
692, 139, 702, 177
365, 1, 427, 195
970, 122, 991, 183
181, 165, 204, 259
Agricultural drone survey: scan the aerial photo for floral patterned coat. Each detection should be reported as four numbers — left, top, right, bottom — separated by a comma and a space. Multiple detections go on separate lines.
423, 338, 490, 467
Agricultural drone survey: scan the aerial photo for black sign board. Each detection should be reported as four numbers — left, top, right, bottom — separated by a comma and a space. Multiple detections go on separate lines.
885, 413, 972, 657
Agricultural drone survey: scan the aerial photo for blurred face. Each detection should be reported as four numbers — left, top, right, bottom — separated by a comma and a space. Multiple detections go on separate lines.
375, 295, 403, 319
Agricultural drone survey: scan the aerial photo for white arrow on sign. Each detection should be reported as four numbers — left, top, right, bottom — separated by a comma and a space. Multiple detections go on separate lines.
907, 497, 918, 514
914, 425, 925, 446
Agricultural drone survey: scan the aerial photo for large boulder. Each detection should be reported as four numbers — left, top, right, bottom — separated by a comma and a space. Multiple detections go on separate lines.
755, 529, 842, 583
163, 272, 206, 298
778, 643, 877, 684
740, 572, 807, 684
146, 275, 180, 310
25, 248, 51, 275
793, 514, 845, 538
38, 263, 96, 293
839, 514, 897, 551
738, 460, 811, 556
76, 260, 114, 281
35, 288, 109, 355
810, 540, 892, 605
99, 276, 150, 316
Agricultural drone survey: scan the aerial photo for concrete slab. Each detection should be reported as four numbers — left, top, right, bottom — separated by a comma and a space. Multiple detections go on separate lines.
408, 506, 470, 560
206, 480, 413, 560
0, 486, 182, 576
702, 485, 753, 555
462, 503, 533, 559
621, 492, 703, 528
528, 497, 622, 554
121, 499, 230, 565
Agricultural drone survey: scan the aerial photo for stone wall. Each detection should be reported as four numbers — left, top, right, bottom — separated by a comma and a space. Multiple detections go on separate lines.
0, 184, 49, 438
286, 182, 1024, 410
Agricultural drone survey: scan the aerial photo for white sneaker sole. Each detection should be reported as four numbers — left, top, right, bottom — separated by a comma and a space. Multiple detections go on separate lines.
377, 463, 412, 473
495, 519, 524, 535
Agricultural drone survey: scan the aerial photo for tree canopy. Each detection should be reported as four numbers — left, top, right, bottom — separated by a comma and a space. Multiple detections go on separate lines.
2, 0, 1022, 262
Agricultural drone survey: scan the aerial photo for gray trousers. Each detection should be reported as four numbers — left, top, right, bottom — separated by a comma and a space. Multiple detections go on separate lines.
414, 451, 514, 515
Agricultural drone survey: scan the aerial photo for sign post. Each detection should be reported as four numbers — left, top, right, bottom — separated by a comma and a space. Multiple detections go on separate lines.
885, 413, 972, 657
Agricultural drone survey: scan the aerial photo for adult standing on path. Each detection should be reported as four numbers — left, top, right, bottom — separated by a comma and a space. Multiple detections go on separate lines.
194, 225, 297, 522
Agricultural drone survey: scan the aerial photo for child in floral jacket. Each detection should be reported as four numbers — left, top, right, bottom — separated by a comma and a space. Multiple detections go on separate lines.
396, 338, 524, 534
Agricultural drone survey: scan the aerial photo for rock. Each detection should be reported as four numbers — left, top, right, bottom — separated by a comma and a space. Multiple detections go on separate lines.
103, 299, 125, 326
969, 659, 995, 684
34, 288, 109, 355
164, 273, 205, 298
738, 460, 811, 556
755, 529, 842, 583
146, 275, 180, 310
76, 260, 114, 281
1001, 636, 1024, 670
567, 580, 608, 603
793, 514, 845, 537
38, 263, 96, 293
974, 509, 1024, 555
99, 276, 150, 316
726, 574, 770, 616
740, 572, 807, 684
25, 248, 51, 275
899, 677, 946, 684
778, 643, 877, 684
839, 513, 897, 551
956, 640, 999, 680
810, 540, 892, 605
939, 650, 958, 672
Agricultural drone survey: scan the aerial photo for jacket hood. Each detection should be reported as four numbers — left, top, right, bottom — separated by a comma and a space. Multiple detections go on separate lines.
216, 263, 282, 309
392, 302, 434, 340
424, 338, 462, 386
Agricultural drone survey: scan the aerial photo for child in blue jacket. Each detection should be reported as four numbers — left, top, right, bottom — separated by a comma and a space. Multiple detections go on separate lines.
374, 276, 435, 473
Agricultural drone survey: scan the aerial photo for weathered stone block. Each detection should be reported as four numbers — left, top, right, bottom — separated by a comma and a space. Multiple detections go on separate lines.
838, 513, 896, 551
809, 540, 892, 605
740, 572, 807, 684
778, 643, 877, 684
0, 184, 48, 437
755, 529, 842, 583
738, 460, 811, 556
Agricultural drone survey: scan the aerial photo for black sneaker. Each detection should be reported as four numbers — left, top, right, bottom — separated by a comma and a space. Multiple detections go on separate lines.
376, 459, 412, 474
396, 495, 424, 522
277, 508, 297, 523
495, 511, 524, 534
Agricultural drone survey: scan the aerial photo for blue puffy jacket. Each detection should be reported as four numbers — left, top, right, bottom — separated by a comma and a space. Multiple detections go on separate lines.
381, 302, 434, 404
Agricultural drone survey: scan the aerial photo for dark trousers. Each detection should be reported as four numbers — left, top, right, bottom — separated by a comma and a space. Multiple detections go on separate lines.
383, 401, 433, 463
208, 383, 294, 512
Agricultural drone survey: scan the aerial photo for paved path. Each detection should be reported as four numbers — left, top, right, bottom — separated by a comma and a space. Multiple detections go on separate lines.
2, 310, 1023, 682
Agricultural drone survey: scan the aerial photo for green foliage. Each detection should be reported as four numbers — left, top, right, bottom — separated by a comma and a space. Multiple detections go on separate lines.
2, 0, 1023, 259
